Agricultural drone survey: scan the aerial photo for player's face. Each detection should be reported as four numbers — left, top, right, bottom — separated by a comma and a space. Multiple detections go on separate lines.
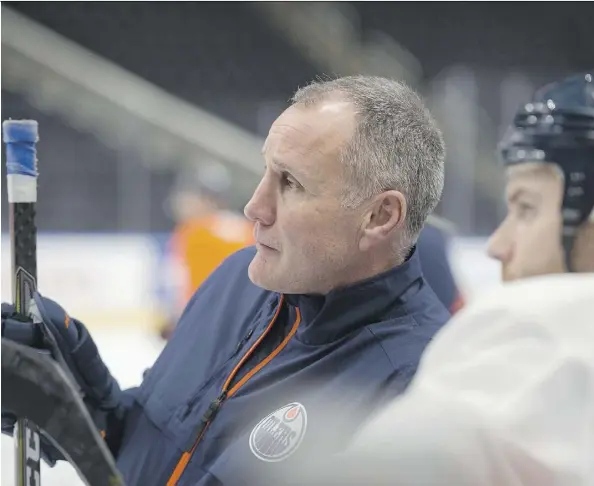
487, 162, 565, 281
244, 100, 368, 294
170, 192, 217, 223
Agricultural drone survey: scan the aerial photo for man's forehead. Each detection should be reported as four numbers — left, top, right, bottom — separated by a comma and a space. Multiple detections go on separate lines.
264, 101, 356, 157
505, 161, 563, 181
505, 162, 563, 196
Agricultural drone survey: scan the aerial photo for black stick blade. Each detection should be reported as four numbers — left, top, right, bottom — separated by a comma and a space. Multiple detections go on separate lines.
1, 338, 126, 486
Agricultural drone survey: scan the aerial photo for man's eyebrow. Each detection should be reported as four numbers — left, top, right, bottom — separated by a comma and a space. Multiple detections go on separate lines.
263, 152, 307, 180
270, 158, 294, 174
507, 187, 540, 204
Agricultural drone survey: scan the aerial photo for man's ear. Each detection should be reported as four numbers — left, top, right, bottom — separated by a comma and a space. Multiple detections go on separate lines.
359, 190, 407, 251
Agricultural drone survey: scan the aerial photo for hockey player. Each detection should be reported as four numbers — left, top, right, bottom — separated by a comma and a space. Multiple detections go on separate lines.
2, 76, 450, 486
488, 72, 594, 279
158, 162, 254, 340
279, 72, 594, 486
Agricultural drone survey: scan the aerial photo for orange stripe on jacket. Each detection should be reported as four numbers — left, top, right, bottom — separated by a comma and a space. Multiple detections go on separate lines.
166, 299, 301, 486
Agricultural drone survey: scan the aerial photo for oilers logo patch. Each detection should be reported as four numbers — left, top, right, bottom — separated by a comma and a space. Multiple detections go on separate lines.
249, 402, 307, 462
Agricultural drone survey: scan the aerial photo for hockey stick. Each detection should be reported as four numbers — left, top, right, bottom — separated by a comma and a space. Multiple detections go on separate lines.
3, 119, 42, 486
2, 338, 126, 486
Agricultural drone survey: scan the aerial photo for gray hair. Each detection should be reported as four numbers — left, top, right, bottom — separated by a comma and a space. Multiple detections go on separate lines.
291, 76, 445, 248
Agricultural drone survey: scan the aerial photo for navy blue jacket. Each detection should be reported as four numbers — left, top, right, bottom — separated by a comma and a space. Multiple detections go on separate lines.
111, 246, 449, 485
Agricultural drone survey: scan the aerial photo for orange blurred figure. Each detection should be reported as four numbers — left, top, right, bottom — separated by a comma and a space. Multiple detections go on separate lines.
159, 162, 254, 339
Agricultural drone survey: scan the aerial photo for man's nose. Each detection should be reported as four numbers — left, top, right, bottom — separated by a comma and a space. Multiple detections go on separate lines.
487, 222, 512, 263
244, 178, 276, 226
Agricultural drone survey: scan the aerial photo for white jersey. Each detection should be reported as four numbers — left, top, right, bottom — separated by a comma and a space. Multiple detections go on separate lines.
284, 273, 594, 486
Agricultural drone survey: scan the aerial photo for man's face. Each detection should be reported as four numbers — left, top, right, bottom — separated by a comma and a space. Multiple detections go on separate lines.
487, 162, 566, 282
244, 101, 368, 294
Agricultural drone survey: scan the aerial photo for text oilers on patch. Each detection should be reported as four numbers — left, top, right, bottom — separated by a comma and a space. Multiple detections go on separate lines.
249, 402, 308, 462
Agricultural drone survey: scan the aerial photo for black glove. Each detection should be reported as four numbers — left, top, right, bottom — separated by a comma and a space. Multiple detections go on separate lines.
1, 293, 125, 464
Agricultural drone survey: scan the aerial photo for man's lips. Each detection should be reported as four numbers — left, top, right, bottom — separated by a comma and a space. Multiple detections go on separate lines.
256, 241, 277, 251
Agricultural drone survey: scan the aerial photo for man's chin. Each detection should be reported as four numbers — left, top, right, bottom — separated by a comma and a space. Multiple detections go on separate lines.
502, 267, 524, 283
248, 258, 303, 294
501, 269, 515, 282
248, 257, 277, 291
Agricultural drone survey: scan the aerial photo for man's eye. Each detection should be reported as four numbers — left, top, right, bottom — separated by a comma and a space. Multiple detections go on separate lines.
517, 202, 537, 218
281, 173, 299, 189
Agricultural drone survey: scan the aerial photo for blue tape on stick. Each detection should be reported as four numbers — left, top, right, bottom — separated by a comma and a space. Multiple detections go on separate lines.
2, 120, 39, 177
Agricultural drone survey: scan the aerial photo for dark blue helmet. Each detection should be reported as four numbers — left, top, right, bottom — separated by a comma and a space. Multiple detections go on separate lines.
499, 72, 594, 271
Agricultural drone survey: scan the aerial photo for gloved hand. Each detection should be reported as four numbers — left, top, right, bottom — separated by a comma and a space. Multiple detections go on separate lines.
1, 293, 125, 464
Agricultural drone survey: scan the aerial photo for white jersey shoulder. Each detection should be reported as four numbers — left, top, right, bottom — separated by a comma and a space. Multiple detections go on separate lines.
355, 273, 594, 486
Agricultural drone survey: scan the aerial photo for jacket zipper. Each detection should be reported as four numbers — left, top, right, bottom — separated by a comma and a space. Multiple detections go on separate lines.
166, 298, 302, 486
180, 327, 254, 421
187, 390, 228, 449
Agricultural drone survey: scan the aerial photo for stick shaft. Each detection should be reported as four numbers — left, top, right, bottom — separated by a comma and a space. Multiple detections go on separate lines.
3, 119, 42, 486
11, 203, 42, 486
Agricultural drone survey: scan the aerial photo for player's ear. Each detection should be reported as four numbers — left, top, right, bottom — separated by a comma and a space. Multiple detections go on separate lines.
359, 190, 406, 251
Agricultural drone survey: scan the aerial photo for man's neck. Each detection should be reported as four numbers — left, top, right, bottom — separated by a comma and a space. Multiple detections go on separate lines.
321, 250, 404, 295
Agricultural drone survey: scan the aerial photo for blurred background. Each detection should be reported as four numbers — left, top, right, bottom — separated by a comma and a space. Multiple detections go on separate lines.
1, 2, 593, 484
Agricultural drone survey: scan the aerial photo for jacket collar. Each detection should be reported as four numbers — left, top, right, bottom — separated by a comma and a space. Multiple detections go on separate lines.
284, 247, 424, 345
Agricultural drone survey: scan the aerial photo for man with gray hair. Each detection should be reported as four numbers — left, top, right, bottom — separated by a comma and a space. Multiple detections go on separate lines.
2, 75, 450, 486
270, 72, 594, 486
